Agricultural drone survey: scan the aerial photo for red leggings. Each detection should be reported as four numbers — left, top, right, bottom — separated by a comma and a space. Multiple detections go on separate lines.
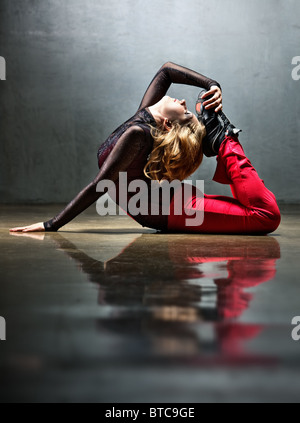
168, 137, 281, 234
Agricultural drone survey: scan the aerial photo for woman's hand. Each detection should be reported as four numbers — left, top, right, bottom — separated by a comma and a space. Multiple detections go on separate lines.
202, 85, 223, 113
9, 222, 45, 233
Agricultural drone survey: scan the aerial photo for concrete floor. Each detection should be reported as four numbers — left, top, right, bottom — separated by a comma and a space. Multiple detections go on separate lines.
1, 204, 300, 403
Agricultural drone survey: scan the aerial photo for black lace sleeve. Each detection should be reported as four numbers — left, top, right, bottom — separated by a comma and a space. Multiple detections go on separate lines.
138, 61, 221, 111
44, 126, 144, 231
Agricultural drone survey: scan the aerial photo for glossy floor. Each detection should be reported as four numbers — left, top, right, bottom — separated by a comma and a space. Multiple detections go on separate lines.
1, 205, 300, 403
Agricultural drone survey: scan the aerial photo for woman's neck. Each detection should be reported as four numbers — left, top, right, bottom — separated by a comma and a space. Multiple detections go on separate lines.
148, 104, 164, 127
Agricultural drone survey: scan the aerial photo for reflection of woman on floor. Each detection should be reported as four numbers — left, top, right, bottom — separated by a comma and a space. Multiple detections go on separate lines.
45, 233, 280, 321
10, 62, 281, 234
28, 232, 278, 364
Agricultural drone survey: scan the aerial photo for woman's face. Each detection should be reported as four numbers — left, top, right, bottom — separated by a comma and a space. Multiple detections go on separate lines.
161, 96, 199, 125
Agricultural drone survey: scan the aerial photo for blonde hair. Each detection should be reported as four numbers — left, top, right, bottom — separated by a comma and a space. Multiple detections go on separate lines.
144, 120, 206, 182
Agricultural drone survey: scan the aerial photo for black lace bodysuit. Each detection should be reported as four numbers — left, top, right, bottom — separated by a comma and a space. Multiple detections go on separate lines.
44, 62, 220, 232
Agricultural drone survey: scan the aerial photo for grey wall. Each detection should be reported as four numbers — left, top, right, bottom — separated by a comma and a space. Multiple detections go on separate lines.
0, 0, 299, 204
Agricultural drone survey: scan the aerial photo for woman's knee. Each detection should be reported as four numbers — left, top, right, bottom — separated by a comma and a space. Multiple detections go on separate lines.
249, 201, 281, 234
261, 205, 281, 234
261, 192, 281, 233
269, 207, 281, 232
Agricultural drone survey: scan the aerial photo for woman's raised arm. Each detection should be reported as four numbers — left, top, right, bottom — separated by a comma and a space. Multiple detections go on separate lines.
138, 61, 221, 111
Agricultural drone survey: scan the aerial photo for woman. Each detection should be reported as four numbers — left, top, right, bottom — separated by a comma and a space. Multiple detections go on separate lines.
10, 62, 281, 234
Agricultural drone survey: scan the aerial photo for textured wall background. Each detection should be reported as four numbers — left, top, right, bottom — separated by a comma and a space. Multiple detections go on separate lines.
0, 0, 299, 204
